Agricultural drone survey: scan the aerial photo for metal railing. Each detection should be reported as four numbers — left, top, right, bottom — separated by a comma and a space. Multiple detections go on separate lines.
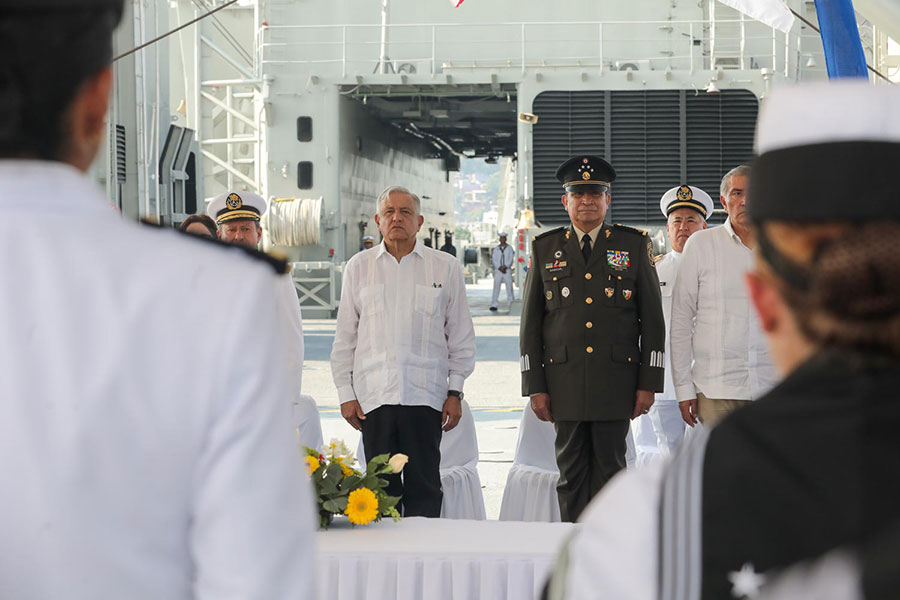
260, 19, 794, 77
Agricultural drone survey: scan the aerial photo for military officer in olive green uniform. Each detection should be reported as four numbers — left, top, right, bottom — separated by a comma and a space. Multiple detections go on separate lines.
520, 155, 666, 522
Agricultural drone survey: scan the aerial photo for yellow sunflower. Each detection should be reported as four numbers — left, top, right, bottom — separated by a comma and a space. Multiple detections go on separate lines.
345, 487, 379, 525
304, 455, 320, 475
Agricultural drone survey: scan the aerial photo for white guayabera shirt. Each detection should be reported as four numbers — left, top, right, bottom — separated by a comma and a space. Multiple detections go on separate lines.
331, 240, 476, 414
0, 161, 316, 600
669, 218, 778, 403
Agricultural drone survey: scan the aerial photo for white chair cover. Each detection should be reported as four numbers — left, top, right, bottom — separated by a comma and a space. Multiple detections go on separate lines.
294, 394, 324, 452
356, 401, 486, 520
498, 402, 561, 522
439, 400, 486, 520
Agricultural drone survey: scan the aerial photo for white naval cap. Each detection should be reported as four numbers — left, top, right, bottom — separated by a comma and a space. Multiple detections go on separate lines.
206, 190, 268, 225
750, 81, 900, 223
659, 185, 713, 219
498, 231, 509, 237
362, 235, 375, 242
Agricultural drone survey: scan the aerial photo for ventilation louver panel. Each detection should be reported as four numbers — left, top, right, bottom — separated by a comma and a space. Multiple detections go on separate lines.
115, 124, 126, 184
532, 90, 758, 227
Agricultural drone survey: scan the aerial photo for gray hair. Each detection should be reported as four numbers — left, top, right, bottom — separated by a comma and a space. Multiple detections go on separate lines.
376, 186, 421, 216
720, 165, 751, 199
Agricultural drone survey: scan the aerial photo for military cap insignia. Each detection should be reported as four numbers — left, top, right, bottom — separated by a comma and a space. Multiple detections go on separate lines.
676, 185, 693, 201
226, 193, 242, 210
623, 289, 633, 301
545, 290, 553, 301
582, 157, 589, 164
606, 250, 631, 270
581, 171, 591, 180
561, 286, 570, 298
605, 287, 614, 298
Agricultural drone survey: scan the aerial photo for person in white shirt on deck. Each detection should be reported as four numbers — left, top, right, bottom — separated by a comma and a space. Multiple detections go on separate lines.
670, 166, 778, 427
0, 2, 316, 598
331, 185, 476, 517
489, 232, 516, 311
631, 185, 713, 465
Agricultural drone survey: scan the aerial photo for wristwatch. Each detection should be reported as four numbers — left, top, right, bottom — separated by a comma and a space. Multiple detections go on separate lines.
448, 390, 464, 401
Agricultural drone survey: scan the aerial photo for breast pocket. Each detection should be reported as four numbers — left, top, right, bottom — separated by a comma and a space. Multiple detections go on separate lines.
543, 267, 572, 311
414, 284, 444, 317
359, 284, 385, 315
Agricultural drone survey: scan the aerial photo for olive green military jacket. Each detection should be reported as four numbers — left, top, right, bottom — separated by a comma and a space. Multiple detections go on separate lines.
519, 224, 665, 421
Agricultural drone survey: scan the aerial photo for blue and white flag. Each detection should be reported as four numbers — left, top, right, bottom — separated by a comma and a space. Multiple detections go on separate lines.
814, 0, 869, 78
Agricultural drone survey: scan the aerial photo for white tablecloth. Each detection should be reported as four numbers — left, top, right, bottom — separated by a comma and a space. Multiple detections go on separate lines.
317, 517, 575, 600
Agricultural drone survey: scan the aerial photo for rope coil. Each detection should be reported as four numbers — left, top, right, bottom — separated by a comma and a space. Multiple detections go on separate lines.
264, 196, 322, 247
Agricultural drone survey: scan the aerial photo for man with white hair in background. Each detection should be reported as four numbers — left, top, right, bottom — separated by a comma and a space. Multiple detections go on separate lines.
670, 166, 778, 428
490, 231, 515, 311
331, 185, 476, 517
630, 185, 713, 464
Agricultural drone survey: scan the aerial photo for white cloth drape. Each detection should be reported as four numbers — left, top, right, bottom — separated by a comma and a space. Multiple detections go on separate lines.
317, 517, 575, 600
438, 400, 486, 520
357, 400, 485, 520
294, 394, 324, 452
499, 402, 561, 522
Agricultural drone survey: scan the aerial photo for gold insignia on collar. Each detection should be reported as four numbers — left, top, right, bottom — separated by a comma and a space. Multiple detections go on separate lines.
605, 229, 611, 239
565, 230, 571, 240
226, 193, 242, 210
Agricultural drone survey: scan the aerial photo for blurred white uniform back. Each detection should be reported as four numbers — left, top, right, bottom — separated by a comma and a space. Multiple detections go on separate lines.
0, 161, 315, 600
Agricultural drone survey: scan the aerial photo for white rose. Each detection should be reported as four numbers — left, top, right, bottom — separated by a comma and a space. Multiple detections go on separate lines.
388, 453, 409, 474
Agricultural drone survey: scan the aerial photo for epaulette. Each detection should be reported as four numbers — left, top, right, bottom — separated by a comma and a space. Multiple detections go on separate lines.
533, 226, 566, 241
653, 254, 665, 264
170, 226, 291, 275
614, 223, 648, 237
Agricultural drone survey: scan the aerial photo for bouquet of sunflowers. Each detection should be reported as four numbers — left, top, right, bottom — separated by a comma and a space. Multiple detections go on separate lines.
303, 439, 406, 529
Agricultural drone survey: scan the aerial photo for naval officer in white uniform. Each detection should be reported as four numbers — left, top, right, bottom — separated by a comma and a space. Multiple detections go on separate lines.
207, 190, 306, 405
631, 185, 713, 464
0, 2, 316, 598
489, 231, 516, 311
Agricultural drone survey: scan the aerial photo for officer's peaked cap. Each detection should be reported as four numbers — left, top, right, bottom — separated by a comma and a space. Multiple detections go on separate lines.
555, 155, 616, 191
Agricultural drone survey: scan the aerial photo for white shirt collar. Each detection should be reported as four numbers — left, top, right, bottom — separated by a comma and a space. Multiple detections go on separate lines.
376, 238, 425, 260
1, 160, 112, 217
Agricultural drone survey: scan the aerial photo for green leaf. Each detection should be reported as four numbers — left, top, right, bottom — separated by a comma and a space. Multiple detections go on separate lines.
319, 479, 339, 496
334, 496, 349, 511
322, 499, 341, 513
339, 474, 362, 491
324, 462, 342, 486
366, 454, 390, 473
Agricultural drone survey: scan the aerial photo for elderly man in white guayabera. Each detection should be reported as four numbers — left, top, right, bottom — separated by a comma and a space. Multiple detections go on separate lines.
331, 185, 476, 518
670, 165, 778, 428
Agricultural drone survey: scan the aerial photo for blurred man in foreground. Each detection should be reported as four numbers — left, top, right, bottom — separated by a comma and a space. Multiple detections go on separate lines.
0, 2, 316, 598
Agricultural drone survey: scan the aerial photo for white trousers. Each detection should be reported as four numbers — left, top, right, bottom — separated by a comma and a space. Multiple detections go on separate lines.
491, 269, 514, 308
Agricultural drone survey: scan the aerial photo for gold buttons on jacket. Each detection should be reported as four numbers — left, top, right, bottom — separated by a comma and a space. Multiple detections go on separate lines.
584, 273, 592, 280
586, 346, 593, 353
585, 297, 593, 305
586, 321, 593, 329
